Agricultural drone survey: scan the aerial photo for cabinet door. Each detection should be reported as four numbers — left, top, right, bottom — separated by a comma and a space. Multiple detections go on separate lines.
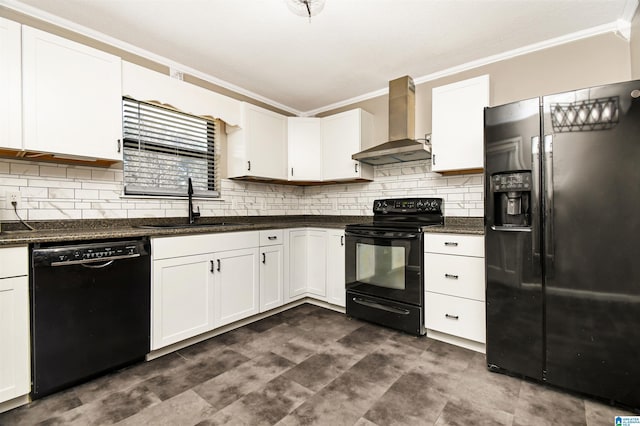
287, 230, 308, 299
260, 245, 284, 313
227, 103, 287, 179
288, 117, 322, 181
152, 254, 215, 350
326, 230, 346, 307
431, 75, 489, 172
22, 26, 123, 161
306, 230, 327, 297
214, 247, 260, 327
0, 276, 30, 403
0, 17, 21, 150
322, 109, 373, 180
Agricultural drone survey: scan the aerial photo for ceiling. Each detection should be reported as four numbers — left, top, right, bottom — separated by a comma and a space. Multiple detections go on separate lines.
6, 0, 637, 115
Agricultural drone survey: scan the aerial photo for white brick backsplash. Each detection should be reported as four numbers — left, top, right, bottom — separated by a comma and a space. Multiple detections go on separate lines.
39, 165, 68, 178
0, 158, 484, 220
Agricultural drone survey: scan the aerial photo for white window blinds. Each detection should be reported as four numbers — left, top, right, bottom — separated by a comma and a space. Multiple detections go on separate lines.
122, 98, 218, 197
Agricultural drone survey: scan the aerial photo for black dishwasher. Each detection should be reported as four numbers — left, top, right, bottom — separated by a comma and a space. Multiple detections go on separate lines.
30, 238, 150, 399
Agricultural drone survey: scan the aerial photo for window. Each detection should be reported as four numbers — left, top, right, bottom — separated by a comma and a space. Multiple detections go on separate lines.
122, 97, 218, 197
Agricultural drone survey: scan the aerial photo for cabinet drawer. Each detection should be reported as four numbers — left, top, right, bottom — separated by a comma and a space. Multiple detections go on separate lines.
425, 233, 484, 257
260, 230, 284, 246
0, 246, 28, 278
425, 253, 484, 301
425, 292, 485, 343
153, 231, 259, 260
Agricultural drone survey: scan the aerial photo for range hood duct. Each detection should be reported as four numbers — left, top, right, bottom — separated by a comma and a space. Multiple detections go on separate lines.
352, 75, 431, 165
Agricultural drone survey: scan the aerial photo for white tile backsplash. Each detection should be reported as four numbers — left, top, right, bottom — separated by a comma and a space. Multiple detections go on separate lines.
0, 158, 484, 221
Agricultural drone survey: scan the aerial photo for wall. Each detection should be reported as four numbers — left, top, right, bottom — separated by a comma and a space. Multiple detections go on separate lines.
0, 157, 480, 221
319, 32, 632, 149
632, 7, 640, 78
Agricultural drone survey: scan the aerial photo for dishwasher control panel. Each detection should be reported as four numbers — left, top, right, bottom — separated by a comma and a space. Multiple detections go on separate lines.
32, 239, 149, 267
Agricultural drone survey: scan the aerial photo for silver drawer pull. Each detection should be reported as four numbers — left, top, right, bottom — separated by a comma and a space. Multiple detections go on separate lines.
267, 236, 278, 240
445, 273, 459, 279
444, 242, 459, 247
445, 314, 459, 320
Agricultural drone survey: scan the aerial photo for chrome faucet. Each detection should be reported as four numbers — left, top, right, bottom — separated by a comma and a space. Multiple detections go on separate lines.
188, 177, 200, 224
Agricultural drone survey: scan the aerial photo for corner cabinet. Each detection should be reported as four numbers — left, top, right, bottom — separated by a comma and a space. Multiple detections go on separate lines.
287, 117, 322, 181
227, 102, 288, 180
21, 26, 123, 161
0, 246, 30, 404
0, 17, 22, 150
284, 228, 346, 308
431, 75, 489, 173
424, 233, 485, 351
321, 109, 374, 181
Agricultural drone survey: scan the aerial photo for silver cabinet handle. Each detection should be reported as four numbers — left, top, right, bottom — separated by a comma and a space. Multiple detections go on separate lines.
445, 273, 459, 279
268, 236, 278, 240
210, 260, 214, 273
217, 259, 221, 272
117, 139, 121, 153
444, 241, 458, 247
262, 253, 266, 264
445, 314, 459, 320
432, 154, 436, 165
355, 163, 359, 173
247, 161, 251, 171
340, 235, 344, 246
291, 167, 294, 176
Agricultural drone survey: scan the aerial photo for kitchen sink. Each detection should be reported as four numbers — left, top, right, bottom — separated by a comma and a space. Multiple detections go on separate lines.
135, 222, 253, 229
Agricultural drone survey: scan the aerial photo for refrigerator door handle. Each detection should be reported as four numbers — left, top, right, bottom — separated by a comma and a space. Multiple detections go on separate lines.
531, 136, 541, 260
543, 134, 555, 276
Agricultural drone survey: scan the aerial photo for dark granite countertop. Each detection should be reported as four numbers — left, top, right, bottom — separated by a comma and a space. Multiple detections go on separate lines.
425, 217, 484, 235
0, 215, 483, 246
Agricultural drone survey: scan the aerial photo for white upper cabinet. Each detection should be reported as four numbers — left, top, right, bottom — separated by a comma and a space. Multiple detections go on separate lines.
322, 109, 374, 181
431, 75, 489, 172
227, 102, 288, 180
287, 117, 322, 181
0, 17, 21, 151
22, 26, 123, 161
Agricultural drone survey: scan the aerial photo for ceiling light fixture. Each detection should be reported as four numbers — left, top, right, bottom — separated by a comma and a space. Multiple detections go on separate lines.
285, 0, 326, 22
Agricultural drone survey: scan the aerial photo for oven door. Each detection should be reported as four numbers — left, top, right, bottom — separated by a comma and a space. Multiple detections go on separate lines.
345, 228, 423, 306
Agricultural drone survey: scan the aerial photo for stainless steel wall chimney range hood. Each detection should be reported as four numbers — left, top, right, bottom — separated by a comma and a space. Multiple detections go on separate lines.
352, 76, 431, 165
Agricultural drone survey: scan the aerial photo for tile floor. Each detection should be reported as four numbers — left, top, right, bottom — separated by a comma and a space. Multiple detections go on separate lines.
0, 303, 634, 425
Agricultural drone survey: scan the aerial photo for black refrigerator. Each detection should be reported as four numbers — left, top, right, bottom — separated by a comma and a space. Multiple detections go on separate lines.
484, 79, 640, 410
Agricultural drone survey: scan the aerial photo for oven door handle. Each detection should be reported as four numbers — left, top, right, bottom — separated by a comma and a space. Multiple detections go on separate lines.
352, 297, 411, 315
345, 230, 420, 239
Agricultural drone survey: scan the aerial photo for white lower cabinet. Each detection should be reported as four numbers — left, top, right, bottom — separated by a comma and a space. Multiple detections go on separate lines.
151, 232, 260, 350
0, 246, 30, 404
286, 229, 309, 300
259, 230, 285, 313
306, 230, 327, 297
326, 230, 346, 307
152, 254, 215, 350
424, 233, 486, 346
214, 247, 260, 327
260, 245, 284, 312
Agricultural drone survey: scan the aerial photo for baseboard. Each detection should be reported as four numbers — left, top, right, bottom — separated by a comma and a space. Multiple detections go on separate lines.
426, 329, 486, 353
0, 394, 30, 414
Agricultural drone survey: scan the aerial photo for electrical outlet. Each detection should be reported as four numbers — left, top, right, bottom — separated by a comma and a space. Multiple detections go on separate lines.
7, 191, 21, 209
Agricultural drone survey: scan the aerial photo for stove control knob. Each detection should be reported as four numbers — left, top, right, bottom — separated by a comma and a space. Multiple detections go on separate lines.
416, 200, 426, 210
381, 201, 388, 209
374, 201, 382, 211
